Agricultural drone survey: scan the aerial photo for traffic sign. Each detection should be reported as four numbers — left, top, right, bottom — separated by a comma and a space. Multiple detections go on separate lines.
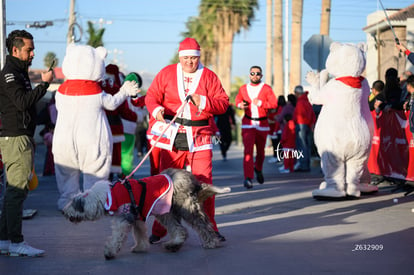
304, 34, 333, 71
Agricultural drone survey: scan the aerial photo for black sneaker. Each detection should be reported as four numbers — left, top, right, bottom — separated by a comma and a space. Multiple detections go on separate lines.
244, 178, 253, 189
255, 168, 264, 184
149, 235, 161, 244
215, 231, 226, 242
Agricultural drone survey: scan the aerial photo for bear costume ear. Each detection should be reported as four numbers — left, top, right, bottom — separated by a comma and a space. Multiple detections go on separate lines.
329, 41, 341, 52
95, 46, 107, 60
356, 42, 367, 53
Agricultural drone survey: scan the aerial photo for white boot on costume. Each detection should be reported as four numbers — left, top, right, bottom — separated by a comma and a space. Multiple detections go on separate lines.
312, 181, 346, 199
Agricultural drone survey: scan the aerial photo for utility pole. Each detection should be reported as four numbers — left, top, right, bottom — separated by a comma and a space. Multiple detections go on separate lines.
0, 0, 6, 68
320, 0, 331, 36
265, 0, 272, 86
284, 0, 289, 97
67, 0, 76, 45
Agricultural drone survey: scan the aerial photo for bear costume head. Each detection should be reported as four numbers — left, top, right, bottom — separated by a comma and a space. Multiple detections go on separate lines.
62, 44, 107, 81
325, 42, 367, 78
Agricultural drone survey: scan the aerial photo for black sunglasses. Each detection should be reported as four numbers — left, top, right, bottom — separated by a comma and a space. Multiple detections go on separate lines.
250, 72, 262, 76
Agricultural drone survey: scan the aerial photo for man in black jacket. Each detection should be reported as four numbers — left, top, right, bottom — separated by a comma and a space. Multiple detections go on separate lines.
0, 30, 53, 257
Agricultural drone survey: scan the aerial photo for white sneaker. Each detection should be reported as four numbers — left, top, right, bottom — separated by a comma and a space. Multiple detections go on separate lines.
279, 168, 291, 174
0, 240, 10, 255
9, 241, 45, 257
294, 162, 301, 170
278, 166, 288, 172
268, 157, 278, 163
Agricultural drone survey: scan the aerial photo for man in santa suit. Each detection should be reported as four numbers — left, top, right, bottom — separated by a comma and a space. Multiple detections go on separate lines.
145, 37, 229, 243
103, 64, 139, 180
235, 66, 277, 189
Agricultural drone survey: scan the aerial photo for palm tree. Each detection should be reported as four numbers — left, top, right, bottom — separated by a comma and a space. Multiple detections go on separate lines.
182, 16, 217, 70
265, 0, 272, 86
289, 0, 303, 92
273, 0, 283, 96
198, 0, 259, 96
86, 21, 105, 48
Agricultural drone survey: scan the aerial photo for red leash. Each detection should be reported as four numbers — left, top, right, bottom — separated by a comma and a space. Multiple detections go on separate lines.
123, 95, 193, 182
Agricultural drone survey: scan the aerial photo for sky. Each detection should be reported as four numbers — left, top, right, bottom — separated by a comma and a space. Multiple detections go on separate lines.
5, 0, 414, 87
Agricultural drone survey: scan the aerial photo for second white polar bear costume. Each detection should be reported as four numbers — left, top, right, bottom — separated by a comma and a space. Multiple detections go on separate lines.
306, 42, 378, 199
53, 44, 139, 210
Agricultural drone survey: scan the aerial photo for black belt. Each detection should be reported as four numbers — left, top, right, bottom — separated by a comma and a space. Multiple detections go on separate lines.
164, 115, 209, 126
245, 115, 268, 121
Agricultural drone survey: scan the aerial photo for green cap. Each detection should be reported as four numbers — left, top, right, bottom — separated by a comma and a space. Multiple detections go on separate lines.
124, 72, 142, 88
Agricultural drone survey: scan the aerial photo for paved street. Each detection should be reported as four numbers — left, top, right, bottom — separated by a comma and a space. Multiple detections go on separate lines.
0, 143, 413, 275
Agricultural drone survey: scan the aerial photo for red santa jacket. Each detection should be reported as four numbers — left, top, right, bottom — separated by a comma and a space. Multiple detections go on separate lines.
104, 174, 173, 221
235, 82, 277, 131
145, 63, 229, 152
293, 92, 316, 127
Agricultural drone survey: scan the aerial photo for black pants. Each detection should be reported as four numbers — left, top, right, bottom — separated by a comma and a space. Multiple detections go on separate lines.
0, 185, 28, 243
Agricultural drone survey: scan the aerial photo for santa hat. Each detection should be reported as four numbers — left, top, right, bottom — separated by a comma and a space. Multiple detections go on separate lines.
178, 38, 200, 57
106, 64, 121, 87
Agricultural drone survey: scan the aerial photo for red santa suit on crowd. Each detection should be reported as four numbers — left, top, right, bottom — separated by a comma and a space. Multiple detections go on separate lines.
235, 70, 277, 188
145, 38, 229, 240
103, 64, 138, 178
280, 117, 296, 172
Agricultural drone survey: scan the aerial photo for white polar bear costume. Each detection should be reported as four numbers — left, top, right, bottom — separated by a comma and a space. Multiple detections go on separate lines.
53, 44, 138, 210
306, 42, 378, 200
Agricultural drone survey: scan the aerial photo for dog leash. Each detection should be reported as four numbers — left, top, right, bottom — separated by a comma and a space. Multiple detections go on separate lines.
122, 95, 194, 182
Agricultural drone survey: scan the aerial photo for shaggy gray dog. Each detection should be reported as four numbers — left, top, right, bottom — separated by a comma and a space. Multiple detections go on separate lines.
62, 168, 230, 259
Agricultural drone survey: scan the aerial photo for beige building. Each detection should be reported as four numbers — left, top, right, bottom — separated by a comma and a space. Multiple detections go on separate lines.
363, 4, 414, 85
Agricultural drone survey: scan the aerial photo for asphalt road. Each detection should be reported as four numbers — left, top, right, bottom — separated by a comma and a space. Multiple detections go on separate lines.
0, 143, 413, 275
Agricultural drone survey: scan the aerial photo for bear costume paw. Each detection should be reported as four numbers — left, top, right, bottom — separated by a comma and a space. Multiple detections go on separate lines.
312, 181, 347, 200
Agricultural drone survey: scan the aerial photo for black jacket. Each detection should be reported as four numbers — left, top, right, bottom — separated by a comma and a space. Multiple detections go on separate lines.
0, 55, 48, 137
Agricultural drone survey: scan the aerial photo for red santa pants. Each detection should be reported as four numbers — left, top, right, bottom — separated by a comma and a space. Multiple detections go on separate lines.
242, 128, 268, 179
111, 142, 122, 174
151, 148, 217, 237
283, 149, 295, 172
148, 141, 161, 176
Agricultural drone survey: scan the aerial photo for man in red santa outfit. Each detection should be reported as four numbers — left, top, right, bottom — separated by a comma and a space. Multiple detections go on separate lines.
145, 37, 229, 243
235, 66, 277, 189
103, 64, 139, 180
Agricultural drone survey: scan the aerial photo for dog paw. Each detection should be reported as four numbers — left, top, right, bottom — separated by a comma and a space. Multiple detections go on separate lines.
104, 246, 117, 260
131, 243, 149, 253
104, 252, 116, 260
202, 242, 218, 249
163, 242, 183, 252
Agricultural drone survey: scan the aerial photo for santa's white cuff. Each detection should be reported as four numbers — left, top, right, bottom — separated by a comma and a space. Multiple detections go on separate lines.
199, 95, 206, 110
152, 106, 164, 119
256, 99, 262, 107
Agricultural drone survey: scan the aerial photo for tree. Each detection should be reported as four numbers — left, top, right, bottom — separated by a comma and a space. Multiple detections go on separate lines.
181, 15, 216, 69
44, 52, 58, 69
86, 21, 105, 48
289, 0, 303, 92
197, 0, 259, 96
273, 0, 283, 96
265, 0, 272, 86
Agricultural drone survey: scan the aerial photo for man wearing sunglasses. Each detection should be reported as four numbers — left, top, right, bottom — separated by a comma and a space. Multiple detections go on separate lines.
235, 66, 277, 189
